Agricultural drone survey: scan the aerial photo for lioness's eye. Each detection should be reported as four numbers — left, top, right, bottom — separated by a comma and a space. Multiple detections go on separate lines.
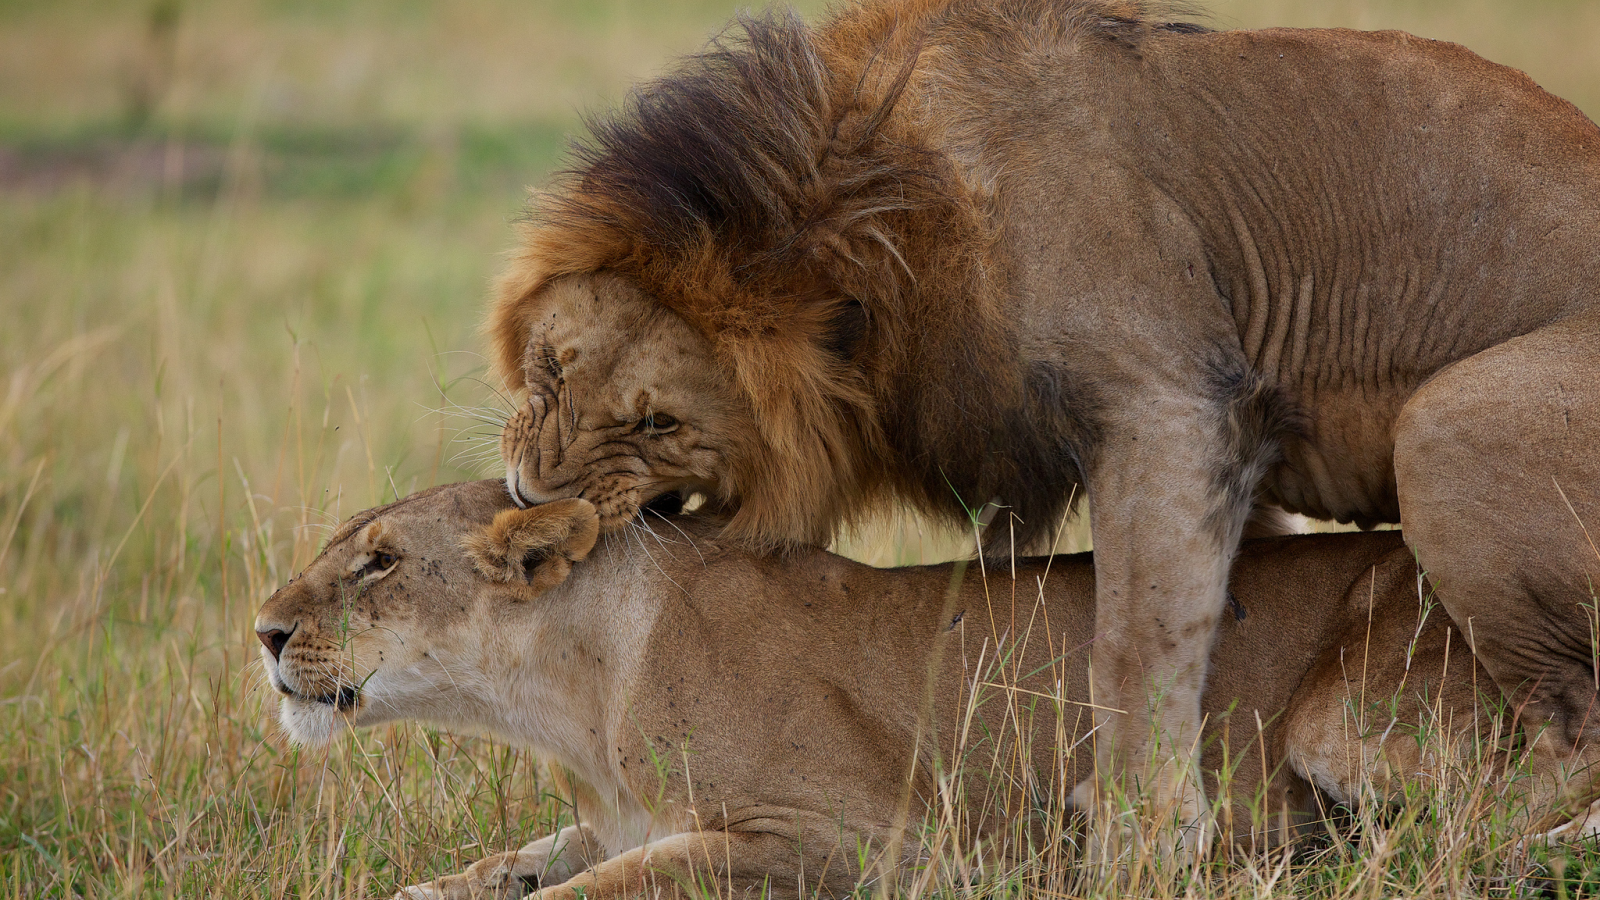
639, 413, 678, 434
362, 551, 399, 576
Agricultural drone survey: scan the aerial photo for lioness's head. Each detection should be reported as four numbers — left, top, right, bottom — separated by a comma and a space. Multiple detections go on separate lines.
253, 481, 597, 745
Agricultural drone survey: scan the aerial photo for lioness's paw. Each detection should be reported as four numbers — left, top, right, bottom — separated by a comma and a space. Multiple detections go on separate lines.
389, 868, 531, 900
464, 499, 600, 594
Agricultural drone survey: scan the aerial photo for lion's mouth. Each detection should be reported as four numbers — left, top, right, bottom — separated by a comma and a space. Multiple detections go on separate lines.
640, 490, 687, 517
326, 685, 360, 711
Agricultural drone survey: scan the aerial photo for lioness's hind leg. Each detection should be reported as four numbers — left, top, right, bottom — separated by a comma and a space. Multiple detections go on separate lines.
392, 824, 603, 900
1393, 316, 1600, 832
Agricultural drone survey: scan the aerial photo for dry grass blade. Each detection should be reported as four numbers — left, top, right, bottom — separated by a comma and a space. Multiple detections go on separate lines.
3, 0, 1599, 897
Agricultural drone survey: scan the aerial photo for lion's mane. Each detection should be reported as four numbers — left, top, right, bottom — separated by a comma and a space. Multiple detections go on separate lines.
491, 1, 1205, 548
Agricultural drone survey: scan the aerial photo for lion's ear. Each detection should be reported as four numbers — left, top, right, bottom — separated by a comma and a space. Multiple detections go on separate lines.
464, 499, 600, 595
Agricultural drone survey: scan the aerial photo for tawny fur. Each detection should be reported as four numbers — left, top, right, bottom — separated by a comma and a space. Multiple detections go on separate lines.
257, 483, 1596, 900
465, 499, 600, 594
489, 0, 1600, 852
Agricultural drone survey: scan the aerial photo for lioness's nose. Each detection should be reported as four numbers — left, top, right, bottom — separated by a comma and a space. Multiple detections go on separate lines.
257, 624, 295, 661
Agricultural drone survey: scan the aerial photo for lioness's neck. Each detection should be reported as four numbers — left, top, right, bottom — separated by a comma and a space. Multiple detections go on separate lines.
459, 555, 661, 794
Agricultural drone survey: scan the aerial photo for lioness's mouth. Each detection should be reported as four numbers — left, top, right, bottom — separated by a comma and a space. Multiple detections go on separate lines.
275, 678, 360, 712
303, 685, 360, 711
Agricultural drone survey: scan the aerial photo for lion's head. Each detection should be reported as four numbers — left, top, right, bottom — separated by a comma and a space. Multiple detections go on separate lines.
495, 272, 759, 531
253, 481, 597, 745
489, 10, 1029, 551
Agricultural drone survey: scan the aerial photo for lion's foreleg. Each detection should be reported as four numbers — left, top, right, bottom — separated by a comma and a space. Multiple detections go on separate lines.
1075, 400, 1266, 866
392, 824, 605, 900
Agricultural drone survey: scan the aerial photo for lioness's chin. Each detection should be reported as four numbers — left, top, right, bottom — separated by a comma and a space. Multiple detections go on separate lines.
276, 694, 383, 746
277, 697, 340, 746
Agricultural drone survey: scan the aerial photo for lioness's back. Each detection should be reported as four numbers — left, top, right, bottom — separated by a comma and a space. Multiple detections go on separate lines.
624, 527, 1414, 830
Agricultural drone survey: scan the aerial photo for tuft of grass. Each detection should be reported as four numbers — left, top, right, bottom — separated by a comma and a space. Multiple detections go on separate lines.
3, 0, 1600, 897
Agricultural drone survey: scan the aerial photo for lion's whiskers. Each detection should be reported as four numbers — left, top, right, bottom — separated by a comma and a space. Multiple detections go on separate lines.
641, 508, 706, 568
621, 519, 690, 597
416, 370, 525, 478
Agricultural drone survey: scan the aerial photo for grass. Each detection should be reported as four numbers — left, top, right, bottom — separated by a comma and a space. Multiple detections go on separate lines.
2, 0, 1599, 896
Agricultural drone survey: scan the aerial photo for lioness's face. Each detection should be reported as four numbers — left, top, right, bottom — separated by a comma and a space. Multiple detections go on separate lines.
254, 481, 517, 746
500, 272, 754, 529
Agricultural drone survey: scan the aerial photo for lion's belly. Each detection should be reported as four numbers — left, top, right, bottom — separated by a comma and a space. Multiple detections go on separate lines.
1263, 390, 1408, 528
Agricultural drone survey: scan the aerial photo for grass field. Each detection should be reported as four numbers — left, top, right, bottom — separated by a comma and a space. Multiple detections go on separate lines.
4, 0, 1600, 896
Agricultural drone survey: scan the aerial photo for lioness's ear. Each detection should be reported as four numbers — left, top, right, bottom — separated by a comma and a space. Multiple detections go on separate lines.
464, 499, 600, 595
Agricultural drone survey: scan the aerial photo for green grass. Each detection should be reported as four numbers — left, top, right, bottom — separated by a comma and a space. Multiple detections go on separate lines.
3, 0, 1600, 896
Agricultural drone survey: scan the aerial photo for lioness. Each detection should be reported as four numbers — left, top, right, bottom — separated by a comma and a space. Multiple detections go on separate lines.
256, 482, 1586, 899
489, 0, 1600, 853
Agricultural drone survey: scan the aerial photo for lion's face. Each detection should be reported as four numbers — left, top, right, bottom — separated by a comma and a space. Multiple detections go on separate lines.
253, 481, 577, 746
500, 272, 756, 529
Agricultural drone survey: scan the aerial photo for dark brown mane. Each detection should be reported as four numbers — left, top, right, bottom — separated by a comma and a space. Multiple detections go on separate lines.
522, 6, 958, 336
560, 10, 845, 271
528, 0, 1202, 292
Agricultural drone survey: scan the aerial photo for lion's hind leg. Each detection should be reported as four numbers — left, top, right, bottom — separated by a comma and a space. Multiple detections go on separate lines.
1393, 314, 1600, 836
1278, 553, 1490, 837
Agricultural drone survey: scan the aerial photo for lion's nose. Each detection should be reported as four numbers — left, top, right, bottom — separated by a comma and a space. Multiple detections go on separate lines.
257, 624, 296, 661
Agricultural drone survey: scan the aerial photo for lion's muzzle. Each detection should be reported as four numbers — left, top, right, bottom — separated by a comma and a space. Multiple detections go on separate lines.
257, 622, 294, 662
502, 394, 574, 508
501, 394, 666, 529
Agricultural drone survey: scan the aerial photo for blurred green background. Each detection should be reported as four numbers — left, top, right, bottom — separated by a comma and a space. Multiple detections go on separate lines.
2, 0, 1598, 895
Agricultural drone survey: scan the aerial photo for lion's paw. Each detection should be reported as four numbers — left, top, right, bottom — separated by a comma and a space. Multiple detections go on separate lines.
1073, 774, 1215, 870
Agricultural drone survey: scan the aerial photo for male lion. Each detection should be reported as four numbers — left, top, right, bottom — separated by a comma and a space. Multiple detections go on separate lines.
257, 482, 1592, 898
490, 0, 1600, 853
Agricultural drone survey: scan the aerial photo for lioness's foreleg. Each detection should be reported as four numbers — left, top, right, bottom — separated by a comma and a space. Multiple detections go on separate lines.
532, 826, 853, 900
1394, 315, 1600, 835
393, 824, 605, 900
1075, 390, 1271, 864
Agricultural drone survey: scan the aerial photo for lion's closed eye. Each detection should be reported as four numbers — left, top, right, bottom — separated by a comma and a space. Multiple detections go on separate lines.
637, 412, 678, 435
